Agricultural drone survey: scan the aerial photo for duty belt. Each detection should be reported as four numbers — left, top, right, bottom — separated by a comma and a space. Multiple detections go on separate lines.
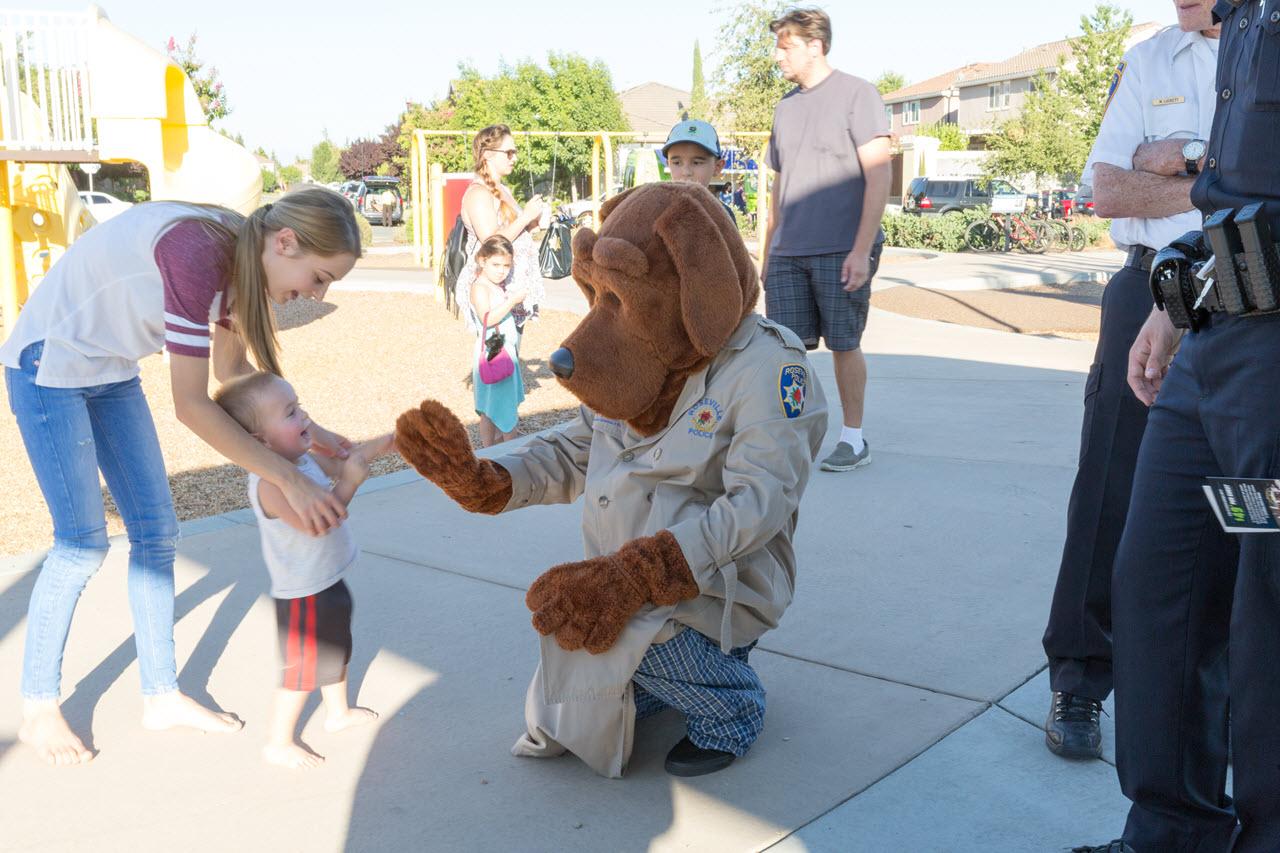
1124, 245, 1155, 272
1149, 203, 1280, 330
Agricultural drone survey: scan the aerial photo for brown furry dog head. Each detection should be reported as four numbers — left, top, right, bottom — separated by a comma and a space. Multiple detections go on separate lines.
555, 182, 759, 436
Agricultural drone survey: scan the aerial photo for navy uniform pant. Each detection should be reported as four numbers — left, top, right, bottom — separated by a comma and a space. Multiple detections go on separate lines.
1114, 313, 1280, 852
1042, 264, 1153, 699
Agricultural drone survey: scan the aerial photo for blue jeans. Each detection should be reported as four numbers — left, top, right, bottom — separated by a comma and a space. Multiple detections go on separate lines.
6, 341, 180, 699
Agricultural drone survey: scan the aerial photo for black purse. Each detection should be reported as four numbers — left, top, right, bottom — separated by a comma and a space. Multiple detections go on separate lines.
441, 215, 468, 311
538, 211, 575, 280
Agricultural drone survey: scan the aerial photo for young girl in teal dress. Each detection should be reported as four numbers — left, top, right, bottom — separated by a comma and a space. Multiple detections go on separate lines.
470, 236, 527, 447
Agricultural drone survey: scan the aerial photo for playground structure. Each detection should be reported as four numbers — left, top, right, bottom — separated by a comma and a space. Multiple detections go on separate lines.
0, 7, 261, 333
408, 129, 771, 300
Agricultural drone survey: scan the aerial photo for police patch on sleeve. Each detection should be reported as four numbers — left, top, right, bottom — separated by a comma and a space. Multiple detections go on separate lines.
779, 364, 807, 418
1102, 60, 1126, 119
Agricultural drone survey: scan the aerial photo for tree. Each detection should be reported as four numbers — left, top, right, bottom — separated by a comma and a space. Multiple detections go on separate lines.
917, 121, 969, 151
983, 3, 1131, 187
711, 0, 791, 132
340, 138, 393, 179
984, 71, 1092, 186
278, 164, 302, 188
1058, 3, 1133, 144
166, 34, 229, 124
689, 41, 708, 120
310, 135, 342, 184
396, 54, 629, 201
875, 71, 907, 96
261, 169, 278, 193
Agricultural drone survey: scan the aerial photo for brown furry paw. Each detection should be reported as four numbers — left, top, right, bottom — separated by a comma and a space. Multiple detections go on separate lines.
394, 399, 513, 514
525, 531, 699, 654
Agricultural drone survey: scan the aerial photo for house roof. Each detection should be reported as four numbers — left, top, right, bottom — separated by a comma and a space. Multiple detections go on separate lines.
883, 21, 1163, 103
618, 82, 691, 137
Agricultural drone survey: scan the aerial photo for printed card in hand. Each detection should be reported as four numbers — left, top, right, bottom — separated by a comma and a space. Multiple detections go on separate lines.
1202, 477, 1280, 533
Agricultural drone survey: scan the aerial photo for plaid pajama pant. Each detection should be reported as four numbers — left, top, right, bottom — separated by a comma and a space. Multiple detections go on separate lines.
764, 244, 882, 352
633, 627, 766, 756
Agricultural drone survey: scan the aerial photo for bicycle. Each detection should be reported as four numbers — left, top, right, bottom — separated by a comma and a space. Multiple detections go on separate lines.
965, 211, 1049, 254
1029, 210, 1087, 252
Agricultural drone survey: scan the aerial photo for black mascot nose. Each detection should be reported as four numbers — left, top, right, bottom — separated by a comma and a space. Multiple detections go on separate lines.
549, 347, 575, 380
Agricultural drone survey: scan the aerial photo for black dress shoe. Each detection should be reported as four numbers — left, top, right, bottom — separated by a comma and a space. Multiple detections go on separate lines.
664, 737, 736, 777
1046, 690, 1104, 759
1070, 842, 1135, 853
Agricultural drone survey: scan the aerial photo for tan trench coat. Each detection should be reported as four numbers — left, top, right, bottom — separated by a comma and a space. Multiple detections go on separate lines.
496, 314, 828, 777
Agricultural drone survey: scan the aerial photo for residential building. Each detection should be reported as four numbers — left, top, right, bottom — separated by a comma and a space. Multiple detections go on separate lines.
882, 22, 1161, 139
618, 82, 692, 138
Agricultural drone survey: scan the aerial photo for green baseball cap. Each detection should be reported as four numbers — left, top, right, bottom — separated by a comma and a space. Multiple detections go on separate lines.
662, 120, 721, 158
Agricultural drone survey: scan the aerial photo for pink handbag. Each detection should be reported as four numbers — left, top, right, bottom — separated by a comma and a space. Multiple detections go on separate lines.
477, 311, 515, 385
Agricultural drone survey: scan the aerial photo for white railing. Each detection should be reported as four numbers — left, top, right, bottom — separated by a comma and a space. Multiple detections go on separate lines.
0, 10, 95, 155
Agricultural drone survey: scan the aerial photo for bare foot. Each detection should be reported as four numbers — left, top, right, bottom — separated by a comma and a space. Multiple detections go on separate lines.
324, 706, 378, 733
141, 691, 243, 733
19, 700, 93, 766
262, 741, 325, 769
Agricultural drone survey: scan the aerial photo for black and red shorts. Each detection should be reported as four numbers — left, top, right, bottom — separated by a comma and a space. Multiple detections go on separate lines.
275, 580, 353, 692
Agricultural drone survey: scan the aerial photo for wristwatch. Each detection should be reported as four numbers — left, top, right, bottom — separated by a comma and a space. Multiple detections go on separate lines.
1182, 139, 1207, 176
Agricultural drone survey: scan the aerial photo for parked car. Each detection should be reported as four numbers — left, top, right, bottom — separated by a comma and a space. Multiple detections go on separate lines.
78, 190, 133, 222
339, 180, 361, 203
903, 177, 1025, 215
353, 177, 404, 225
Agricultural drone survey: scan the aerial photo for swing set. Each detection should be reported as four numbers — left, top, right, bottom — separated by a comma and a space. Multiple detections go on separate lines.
407, 128, 771, 302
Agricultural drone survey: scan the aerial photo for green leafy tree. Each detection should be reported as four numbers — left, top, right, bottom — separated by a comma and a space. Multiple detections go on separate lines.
166, 34, 229, 124
261, 169, 278, 193
984, 3, 1131, 186
875, 71, 908, 96
984, 71, 1092, 186
690, 41, 708, 120
278, 164, 302, 188
310, 135, 342, 184
917, 121, 969, 151
711, 0, 791, 132
396, 54, 629, 202
1058, 3, 1133, 144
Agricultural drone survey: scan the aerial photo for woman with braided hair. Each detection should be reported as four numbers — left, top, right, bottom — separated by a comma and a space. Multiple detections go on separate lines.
457, 124, 546, 334
0, 187, 363, 766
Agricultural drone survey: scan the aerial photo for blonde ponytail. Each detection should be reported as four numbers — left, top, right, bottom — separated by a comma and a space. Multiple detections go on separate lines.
232, 187, 363, 376
472, 124, 517, 226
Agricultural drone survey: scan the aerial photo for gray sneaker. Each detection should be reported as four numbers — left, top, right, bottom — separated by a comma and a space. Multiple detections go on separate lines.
820, 440, 870, 472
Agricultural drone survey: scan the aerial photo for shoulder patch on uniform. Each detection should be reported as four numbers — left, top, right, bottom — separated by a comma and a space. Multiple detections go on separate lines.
779, 364, 807, 419
1102, 60, 1127, 119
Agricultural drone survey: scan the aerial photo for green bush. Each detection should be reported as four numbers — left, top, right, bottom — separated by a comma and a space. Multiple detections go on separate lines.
1075, 216, 1112, 247
882, 207, 991, 252
883, 207, 1114, 252
355, 213, 372, 249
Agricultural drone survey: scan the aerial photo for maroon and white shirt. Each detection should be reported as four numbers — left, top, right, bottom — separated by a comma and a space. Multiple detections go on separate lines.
0, 203, 237, 387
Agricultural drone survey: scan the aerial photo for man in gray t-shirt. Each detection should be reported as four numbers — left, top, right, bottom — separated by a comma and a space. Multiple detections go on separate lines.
762, 8, 891, 473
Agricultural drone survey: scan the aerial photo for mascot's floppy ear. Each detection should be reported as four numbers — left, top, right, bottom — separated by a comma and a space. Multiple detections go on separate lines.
569, 186, 643, 299
654, 192, 743, 357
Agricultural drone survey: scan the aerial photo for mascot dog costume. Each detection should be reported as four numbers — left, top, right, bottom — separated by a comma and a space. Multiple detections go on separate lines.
396, 182, 827, 778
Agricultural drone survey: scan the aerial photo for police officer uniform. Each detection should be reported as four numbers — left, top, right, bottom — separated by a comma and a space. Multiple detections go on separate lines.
1041, 21, 1220, 755
1109, 2, 1280, 848
495, 313, 828, 778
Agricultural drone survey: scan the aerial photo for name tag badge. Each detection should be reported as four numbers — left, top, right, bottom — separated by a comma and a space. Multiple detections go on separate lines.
1152, 96, 1186, 107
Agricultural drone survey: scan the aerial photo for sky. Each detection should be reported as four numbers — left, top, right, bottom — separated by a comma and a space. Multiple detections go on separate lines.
23, 0, 1186, 161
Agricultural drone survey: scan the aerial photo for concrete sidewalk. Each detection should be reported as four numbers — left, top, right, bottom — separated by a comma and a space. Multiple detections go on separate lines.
873, 248, 1124, 292
0, 301, 1132, 851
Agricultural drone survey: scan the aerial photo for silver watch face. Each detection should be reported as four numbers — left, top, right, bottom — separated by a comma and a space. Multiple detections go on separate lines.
1183, 139, 1207, 161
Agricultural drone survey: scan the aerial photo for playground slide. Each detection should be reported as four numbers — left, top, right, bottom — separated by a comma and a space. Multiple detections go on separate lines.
1, 9, 261, 312
90, 10, 262, 214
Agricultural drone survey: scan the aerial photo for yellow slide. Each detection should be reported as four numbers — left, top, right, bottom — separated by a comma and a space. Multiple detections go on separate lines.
1, 7, 260, 326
